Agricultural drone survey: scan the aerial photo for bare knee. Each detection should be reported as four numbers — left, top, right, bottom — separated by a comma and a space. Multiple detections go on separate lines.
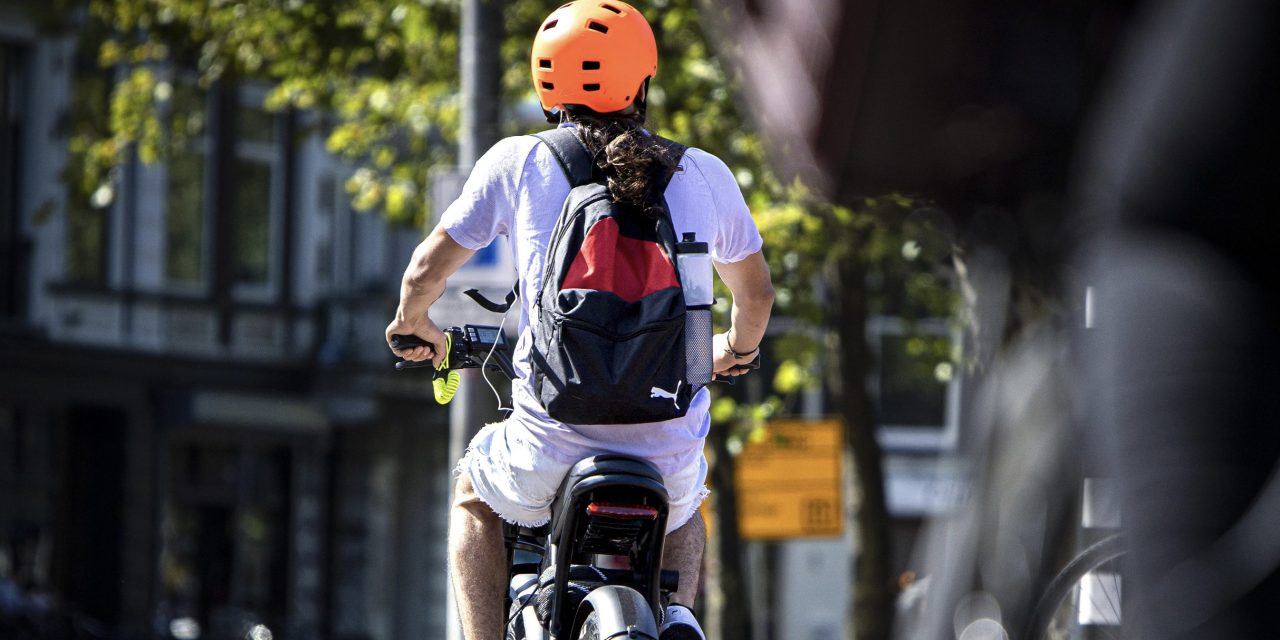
453, 473, 501, 524
453, 472, 481, 507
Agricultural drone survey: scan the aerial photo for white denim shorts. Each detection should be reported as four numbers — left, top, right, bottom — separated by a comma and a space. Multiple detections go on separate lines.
457, 421, 709, 534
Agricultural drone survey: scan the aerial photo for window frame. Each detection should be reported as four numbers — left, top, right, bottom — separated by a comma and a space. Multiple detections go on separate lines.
228, 83, 285, 303
156, 78, 287, 301
159, 72, 214, 295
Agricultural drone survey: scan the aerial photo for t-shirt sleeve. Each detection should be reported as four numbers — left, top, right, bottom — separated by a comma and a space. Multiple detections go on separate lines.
690, 150, 764, 263
437, 137, 527, 250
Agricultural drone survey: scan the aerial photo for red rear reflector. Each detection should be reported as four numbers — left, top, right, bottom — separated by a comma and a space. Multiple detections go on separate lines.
587, 502, 658, 520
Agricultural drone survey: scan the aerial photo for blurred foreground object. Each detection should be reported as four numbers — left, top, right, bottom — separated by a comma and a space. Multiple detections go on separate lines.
709, 0, 1280, 638
1075, 0, 1280, 637
700, 0, 1124, 215
701, 1, 1133, 637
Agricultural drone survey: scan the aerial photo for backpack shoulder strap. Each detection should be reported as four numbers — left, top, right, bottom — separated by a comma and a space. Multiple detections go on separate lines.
531, 127, 596, 187
654, 135, 689, 172
651, 135, 688, 200
650, 133, 691, 231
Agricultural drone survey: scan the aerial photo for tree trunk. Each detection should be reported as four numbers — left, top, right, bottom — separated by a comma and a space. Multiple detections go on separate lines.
705, 425, 752, 640
838, 258, 894, 640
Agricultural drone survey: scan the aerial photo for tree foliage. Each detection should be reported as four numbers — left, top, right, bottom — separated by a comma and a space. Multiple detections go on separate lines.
712, 184, 957, 448
63, 0, 776, 227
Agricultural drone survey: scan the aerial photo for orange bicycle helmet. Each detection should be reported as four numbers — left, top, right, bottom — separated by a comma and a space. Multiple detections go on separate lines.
531, 0, 658, 116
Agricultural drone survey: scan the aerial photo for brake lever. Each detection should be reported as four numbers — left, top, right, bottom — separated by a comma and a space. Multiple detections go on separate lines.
395, 359, 436, 371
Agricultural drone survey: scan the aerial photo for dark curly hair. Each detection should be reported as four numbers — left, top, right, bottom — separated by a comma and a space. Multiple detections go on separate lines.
568, 112, 682, 216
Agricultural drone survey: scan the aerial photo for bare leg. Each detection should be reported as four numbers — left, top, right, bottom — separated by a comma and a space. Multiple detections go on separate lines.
662, 512, 706, 608
449, 473, 507, 640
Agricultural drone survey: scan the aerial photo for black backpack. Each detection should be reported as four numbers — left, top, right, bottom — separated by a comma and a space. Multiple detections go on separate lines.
527, 127, 694, 424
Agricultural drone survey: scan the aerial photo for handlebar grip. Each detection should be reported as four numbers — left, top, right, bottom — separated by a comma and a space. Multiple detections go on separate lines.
735, 351, 763, 371
390, 334, 435, 351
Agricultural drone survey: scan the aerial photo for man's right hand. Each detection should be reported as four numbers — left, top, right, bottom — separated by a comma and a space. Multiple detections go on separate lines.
386, 313, 448, 369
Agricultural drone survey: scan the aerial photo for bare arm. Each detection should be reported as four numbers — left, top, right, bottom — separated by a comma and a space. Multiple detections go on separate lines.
385, 225, 477, 367
712, 250, 775, 376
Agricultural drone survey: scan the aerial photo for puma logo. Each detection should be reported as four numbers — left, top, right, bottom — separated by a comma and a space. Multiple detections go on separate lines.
650, 381, 682, 410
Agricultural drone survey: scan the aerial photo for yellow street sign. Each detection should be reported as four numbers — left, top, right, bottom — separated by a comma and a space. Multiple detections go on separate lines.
735, 419, 843, 539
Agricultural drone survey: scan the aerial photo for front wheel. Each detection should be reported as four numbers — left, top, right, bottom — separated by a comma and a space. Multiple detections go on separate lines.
573, 585, 659, 640
1025, 533, 1126, 640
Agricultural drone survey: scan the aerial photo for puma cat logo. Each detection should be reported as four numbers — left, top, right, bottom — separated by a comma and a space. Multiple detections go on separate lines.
650, 381, 682, 410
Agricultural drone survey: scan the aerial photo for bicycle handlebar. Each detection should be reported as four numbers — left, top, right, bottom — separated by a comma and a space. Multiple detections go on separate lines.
392, 325, 517, 380
392, 324, 759, 386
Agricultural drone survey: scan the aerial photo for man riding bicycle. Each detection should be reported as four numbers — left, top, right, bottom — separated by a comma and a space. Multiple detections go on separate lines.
385, 3, 774, 638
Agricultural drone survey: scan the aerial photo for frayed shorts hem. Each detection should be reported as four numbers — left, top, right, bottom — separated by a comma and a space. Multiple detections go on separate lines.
455, 432, 553, 529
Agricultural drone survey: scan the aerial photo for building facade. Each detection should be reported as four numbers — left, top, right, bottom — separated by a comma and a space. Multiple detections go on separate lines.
1, 9, 463, 640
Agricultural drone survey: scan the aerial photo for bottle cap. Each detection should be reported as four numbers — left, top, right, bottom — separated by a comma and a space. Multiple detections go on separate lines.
676, 232, 708, 254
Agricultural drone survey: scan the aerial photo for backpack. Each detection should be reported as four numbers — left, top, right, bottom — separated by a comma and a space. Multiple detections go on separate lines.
528, 126, 694, 425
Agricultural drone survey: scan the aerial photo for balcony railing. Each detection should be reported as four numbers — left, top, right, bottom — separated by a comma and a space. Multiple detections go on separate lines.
43, 283, 398, 367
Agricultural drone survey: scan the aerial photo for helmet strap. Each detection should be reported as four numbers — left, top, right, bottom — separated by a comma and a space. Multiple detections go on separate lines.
634, 78, 651, 120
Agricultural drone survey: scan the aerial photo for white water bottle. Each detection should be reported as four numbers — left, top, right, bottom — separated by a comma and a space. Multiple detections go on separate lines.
676, 232, 713, 386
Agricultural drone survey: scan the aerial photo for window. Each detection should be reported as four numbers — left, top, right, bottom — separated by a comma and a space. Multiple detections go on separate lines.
877, 333, 948, 426
231, 100, 280, 294
160, 82, 285, 297
63, 49, 111, 285
232, 158, 270, 283
869, 316, 960, 451
166, 150, 207, 284
313, 173, 337, 289
165, 82, 208, 287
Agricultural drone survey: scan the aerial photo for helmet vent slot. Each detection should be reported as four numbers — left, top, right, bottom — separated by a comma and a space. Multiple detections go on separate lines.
587, 21, 609, 34
600, 3, 622, 13
539, 59, 553, 69
543, 19, 559, 31
582, 61, 601, 70
583, 83, 601, 92
542, 81, 555, 90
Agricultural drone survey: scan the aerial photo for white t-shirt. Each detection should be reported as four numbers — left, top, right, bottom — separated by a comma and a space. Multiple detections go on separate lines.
438, 124, 763, 475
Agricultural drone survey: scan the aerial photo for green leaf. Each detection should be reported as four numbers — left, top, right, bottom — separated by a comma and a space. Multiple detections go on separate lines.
710, 396, 737, 425
772, 359, 807, 395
